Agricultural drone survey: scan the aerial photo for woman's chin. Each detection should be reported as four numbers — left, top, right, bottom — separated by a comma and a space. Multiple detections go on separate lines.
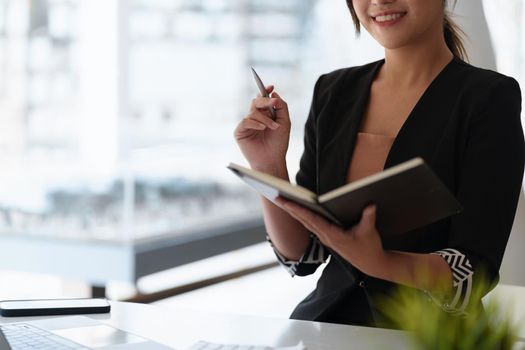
374, 37, 413, 51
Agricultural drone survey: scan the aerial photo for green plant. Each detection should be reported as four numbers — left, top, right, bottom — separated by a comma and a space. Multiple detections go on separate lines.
378, 281, 523, 350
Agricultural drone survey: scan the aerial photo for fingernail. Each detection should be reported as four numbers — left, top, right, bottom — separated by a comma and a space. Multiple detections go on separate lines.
271, 121, 280, 129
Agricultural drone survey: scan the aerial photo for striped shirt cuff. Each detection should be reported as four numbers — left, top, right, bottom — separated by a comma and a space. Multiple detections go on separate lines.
266, 234, 328, 277
428, 248, 474, 315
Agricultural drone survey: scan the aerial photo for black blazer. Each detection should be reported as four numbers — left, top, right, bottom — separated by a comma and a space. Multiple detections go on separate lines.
289, 57, 525, 325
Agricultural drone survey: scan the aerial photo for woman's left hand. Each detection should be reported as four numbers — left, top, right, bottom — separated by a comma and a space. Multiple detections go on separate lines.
275, 197, 388, 275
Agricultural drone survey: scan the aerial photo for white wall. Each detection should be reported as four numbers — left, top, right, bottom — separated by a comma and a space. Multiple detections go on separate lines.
451, 1, 497, 70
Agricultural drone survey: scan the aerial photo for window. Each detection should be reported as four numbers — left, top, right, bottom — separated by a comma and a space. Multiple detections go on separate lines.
0, 0, 382, 242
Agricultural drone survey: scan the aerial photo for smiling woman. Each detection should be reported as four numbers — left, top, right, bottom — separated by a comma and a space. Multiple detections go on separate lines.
347, 0, 467, 60
234, 0, 525, 327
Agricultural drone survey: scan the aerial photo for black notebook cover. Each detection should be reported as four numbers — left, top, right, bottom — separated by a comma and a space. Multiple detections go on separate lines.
228, 158, 462, 236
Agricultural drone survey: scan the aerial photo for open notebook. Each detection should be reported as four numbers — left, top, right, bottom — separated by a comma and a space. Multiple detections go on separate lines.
228, 158, 462, 237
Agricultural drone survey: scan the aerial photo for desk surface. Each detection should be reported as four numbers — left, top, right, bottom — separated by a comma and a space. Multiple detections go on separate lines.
0, 301, 410, 349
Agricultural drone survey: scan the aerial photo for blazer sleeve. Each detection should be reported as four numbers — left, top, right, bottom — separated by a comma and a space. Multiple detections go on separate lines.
268, 75, 331, 277
430, 76, 525, 314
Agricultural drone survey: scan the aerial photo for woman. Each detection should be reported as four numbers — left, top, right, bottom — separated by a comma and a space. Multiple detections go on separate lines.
234, 0, 525, 327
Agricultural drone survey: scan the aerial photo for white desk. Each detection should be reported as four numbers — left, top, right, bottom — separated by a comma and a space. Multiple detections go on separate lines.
0, 301, 410, 349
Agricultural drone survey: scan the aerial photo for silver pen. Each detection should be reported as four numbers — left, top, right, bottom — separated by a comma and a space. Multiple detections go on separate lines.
251, 67, 277, 121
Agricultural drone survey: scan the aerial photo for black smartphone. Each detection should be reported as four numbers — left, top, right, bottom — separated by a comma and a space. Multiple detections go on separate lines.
0, 298, 111, 317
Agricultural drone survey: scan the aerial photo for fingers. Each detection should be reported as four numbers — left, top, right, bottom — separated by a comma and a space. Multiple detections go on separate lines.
270, 91, 282, 99
238, 89, 288, 139
327, 205, 376, 237
281, 201, 332, 237
251, 90, 288, 113
269, 92, 288, 113
250, 96, 282, 111
274, 197, 287, 209
247, 113, 280, 131
235, 111, 280, 141
246, 97, 281, 129
269, 92, 289, 124
256, 85, 274, 98
357, 204, 377, 231
280, 201, 315, 228
234, 117, 270, 140
239, 118, 267, 131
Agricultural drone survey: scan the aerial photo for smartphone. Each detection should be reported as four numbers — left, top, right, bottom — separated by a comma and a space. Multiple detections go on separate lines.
0, 298, 111, 317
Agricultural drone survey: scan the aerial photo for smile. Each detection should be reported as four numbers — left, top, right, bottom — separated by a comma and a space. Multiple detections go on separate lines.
372, 12, 407, 23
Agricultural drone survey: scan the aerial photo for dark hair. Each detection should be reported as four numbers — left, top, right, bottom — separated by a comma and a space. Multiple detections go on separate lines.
345, 0, 468, 61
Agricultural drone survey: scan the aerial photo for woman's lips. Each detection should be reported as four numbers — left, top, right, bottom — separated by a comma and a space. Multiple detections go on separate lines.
371, 11, 407, 26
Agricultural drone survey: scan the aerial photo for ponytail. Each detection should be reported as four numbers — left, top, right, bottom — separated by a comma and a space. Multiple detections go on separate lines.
345, 0, 361, 35
345, 0, 468, 62
443, 10, 468, 61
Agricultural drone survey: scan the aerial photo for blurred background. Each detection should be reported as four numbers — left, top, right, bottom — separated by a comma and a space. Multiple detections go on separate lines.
0, 0, 524, 318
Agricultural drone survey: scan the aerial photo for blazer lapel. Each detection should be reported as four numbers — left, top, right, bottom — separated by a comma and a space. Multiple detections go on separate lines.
318, 61, 384, 195
384, 57, 462, 169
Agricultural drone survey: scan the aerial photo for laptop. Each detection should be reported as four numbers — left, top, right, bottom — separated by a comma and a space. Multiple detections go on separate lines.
0, 315, 171, 349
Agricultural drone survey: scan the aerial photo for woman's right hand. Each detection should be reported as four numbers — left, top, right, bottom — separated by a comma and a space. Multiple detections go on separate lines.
234, 86, 291, 175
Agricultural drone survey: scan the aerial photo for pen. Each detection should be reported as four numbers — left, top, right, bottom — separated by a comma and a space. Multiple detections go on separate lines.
251, 67, 277, 121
